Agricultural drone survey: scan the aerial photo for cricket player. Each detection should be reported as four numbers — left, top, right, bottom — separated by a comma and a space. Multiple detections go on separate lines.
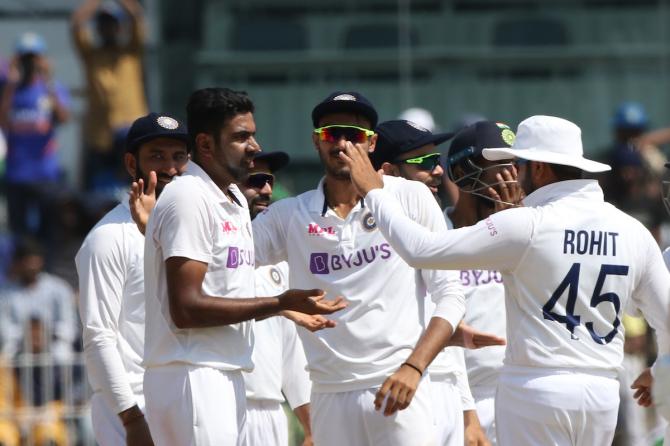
75, 112, 190, 445
240, 151, 314, 446
630, 161, 670, 444
252, 91, 466, 446
141, 88, 346, 446
342, 115, 670, 446
442, 120, 523, 444
371, 119, 498, 446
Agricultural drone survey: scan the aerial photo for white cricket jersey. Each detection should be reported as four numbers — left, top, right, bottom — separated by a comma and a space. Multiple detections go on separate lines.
143, 161, 255, 370
253, 175, 464, 393
244, 262, 311, 409
444, 211, 506, 397
365, 179, 670, 372
75, 202, 145, 414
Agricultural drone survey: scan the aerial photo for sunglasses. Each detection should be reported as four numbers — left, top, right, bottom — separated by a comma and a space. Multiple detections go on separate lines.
246, 173, 274, 189
314, 125, 375, 144
397, 153, 442, 171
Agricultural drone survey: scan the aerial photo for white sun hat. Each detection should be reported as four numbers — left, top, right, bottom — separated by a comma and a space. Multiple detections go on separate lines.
482, 115, 611, 173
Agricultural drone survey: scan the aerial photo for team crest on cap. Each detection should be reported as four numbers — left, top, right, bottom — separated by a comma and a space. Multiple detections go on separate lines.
501, 128, 516, 146
406, 120, 428, 132
269, 267, 282, 285
157, 116, 179, 130
361, 212, 377, 231
333, 94, 357, 101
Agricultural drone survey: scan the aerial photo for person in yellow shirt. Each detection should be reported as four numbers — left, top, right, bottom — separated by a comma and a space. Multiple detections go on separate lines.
71, 0, 148, 191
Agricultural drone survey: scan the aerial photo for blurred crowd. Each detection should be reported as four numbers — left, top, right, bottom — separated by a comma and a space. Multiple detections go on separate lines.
0, 1, 669, 445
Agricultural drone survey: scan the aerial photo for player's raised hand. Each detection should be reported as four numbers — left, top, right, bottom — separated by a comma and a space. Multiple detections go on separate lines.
129, 171, 157, 235
631, 368, 653, 407
338, 141, 384, 196
448, 322, 506, 349
281, 310, 338, 332
279, 289, 347, 316
486, 165, 524, 213
374, 363, 422, 416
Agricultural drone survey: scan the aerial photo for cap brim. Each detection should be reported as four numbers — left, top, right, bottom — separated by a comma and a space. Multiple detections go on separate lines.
404, 131, 455, 153
254, 151, 290, 172
483, 147, 611, 173
312, 102, 378, 128
127, 132, 191, 153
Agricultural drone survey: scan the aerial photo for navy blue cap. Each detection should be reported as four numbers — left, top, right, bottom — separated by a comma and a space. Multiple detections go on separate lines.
311, 91, 378, 128
125, 113, 191, 153
446, 121, 515, 167
254, 151, 290, 173
371, 120, 453, 169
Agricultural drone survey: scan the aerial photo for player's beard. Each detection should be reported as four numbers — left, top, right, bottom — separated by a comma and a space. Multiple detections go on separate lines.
319, 149, 350, 180
135, 164, 175, 198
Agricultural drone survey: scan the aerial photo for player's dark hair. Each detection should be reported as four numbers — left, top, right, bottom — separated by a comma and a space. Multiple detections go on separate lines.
548, 163, 583, 181
186, 88, 255, 142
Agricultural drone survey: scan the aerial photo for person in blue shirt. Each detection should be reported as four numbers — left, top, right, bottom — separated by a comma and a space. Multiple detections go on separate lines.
0, 32, 70, 248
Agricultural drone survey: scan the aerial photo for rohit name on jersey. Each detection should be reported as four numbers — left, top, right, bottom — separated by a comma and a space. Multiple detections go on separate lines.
563, 230, 619, 256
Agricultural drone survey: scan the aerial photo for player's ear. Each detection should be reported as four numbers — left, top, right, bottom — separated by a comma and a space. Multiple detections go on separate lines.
381, 162, 399, 176
124, 152, 137, 178
368, 133, 378, 153
195, 133, 214, 161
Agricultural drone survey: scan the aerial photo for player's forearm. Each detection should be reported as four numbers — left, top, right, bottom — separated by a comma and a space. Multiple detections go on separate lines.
169, 294, 283, 329
83, 336, 137, 413
71, 0, 101, 27
292, 403, 312, 437
405, 317, 454, 373
0, 83, 16, 130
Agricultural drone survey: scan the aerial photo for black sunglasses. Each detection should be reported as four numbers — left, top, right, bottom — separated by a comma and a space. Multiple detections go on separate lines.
396, 153, 442, 171
246, 173, 274, 189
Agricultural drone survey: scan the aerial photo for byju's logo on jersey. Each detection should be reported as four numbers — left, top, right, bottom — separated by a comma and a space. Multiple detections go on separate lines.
307, 223, 336, 236
309, 243, 392, 274
226, 247, 254, 269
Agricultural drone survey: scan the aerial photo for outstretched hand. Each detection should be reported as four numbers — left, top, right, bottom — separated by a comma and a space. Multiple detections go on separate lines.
448, 322, 506, 349
338, 141, 384, 196
279, 289, 347, 316
129, 171, 157, 235
631, 367, 653, 407
282, 310, 338, 332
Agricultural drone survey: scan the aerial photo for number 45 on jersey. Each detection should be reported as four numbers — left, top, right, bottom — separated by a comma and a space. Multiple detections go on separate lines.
542, 263, 629, 345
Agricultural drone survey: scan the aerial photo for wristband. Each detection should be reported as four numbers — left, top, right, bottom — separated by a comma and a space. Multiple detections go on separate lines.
401, 361, 423, 376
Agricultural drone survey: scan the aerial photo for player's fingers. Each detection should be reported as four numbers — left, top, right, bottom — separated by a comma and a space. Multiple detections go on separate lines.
384, 384, 401, 416
472, 333, 506, 348
146, 171, 158, 197
374, 380, 392, 411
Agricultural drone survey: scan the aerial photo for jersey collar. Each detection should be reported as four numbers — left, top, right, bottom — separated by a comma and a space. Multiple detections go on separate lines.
184, 161, 246, 208
523, 179, 604, 208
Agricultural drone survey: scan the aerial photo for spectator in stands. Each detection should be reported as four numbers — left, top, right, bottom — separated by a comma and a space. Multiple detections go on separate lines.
599, 102, 665, 241
0, 238, 77, 364
0, 33, 70, 250
71, 0, 148, 192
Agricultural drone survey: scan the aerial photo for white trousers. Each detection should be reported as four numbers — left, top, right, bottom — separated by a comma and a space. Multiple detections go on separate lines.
429, 375, 463, 446
472, 384, 497, 445
495, 369, 619, 446
144, 365, 247, 446
245, 399, 288, 446
90, 393, 146, 446
311, 378, 436, 446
